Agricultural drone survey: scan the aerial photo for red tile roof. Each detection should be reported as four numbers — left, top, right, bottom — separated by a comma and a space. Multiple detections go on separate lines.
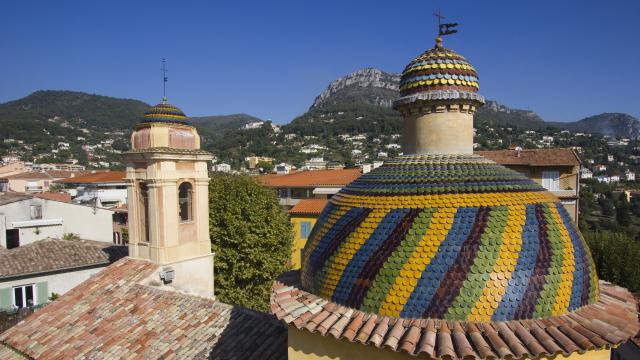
46, 170, 90, 178
0, 257, 286, 359
0, 345, 22, 359
271, 272, 639, 359
0, 171, 52, 180
257, 169, 362, 188
475, 148, 580, 167
33, 192, 72, 203
0, 238, 127, 279
289, 199, 328, 216
55, 170, 126, 184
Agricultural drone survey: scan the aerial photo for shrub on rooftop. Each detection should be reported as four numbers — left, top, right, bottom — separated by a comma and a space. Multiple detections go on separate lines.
209, 173, 293, 311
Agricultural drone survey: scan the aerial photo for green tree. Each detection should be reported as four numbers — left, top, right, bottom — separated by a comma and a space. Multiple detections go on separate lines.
631, 196, 640, 217
585, 231, 640, 292
255, 160, 274, 173
579, 189, 596, 215
615, 193, 631, 227
598, 197, 614, 216
209, 174, 292, 311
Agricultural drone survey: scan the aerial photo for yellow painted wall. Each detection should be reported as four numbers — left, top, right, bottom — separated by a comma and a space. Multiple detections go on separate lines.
289, 215, 318, 269
502, 164, 580, 221
505, 165, 579, 190
288, 328, 611, 360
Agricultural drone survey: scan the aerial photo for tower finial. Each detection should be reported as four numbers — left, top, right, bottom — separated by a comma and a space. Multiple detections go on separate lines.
433, 10, 458, 48
161, 58, 168, 103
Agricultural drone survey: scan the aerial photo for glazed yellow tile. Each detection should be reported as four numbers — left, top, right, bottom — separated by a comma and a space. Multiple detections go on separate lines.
549, 206, 575, 316
379, 208, 456, 317
318, 209, 386, 298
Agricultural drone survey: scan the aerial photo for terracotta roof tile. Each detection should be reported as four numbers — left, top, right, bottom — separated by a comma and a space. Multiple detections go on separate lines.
0, 344, 24, 359
1, 258, 286, 359
343, 311, 365, 341
475, 148, 580, 166
0, 238, 127, 279
257, 169, 362, 188
33, 192, 72, 203
289, 199, 329, 215
0, 193, 32, 206
55, 171, 125, 184
45, 170, 93, 178
271, 272, 640, 359
0, 171, 52, 180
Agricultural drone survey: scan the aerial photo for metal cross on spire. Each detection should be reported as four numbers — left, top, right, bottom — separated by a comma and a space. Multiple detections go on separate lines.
433, 10, 458, 47
161, 58, 168, 103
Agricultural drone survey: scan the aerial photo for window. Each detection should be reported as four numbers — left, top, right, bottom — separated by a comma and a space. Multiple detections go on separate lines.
139, 183, 150, 242
13, 285, 35, 308
542, 171, 560, 190
30, 205, 42, 220
300, 221, 312, 240
6, 229, 19, 249
178, 182, 193, 222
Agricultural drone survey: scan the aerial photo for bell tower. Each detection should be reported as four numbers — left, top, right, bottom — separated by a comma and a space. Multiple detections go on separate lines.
123, 96, 214, 298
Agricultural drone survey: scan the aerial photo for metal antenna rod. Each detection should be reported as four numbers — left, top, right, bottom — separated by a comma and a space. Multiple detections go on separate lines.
433, 9, 445, 36
161, 58, 168, 102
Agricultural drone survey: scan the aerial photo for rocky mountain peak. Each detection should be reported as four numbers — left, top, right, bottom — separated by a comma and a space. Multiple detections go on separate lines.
311, 68, 400, 109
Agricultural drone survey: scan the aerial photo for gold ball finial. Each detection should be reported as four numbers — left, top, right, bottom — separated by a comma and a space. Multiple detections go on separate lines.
435, 36, 443, 48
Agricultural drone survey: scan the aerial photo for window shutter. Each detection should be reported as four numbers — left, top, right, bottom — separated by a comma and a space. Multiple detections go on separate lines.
542, 171, 560, 191
300, 222, 312, 239
0, 288, 11, 310
36, 282, 49, 305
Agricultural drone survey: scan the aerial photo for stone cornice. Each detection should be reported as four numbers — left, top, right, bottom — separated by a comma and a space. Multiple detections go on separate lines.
393, 90, 485, 112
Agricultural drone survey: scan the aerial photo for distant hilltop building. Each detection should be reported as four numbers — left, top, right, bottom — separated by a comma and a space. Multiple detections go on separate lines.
242, 121, 264, 130
245, 156, 274, 169
212, 162, 231, 173
271, 29, 639, 360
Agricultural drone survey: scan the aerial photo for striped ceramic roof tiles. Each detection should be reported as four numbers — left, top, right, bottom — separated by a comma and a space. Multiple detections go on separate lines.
0, 258, 287, 359
397, 45, 479, 97
141, 102, 188, 123
272, 273, 640, 359
299, 154, 599, 321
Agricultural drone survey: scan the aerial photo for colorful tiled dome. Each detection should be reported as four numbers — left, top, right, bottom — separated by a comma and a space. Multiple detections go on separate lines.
399, 44, 479, 97
300, 154, 598, 322
141, 101, 187, 123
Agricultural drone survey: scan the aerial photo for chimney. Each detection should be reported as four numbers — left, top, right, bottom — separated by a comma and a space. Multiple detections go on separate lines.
515, 146, 523, 158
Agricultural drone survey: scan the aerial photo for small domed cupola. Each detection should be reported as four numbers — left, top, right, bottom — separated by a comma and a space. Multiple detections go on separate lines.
392, 36, 485, 156
396, 42, 483, 102
130, 99, 200, 151
141, 101, 188, 124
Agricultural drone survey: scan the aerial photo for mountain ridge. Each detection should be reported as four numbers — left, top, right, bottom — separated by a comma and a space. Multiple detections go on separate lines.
309, 68, 639, 138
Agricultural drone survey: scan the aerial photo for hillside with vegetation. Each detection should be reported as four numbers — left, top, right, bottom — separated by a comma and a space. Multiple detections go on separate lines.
0, 91, 264, 168
0, 70, 639, 170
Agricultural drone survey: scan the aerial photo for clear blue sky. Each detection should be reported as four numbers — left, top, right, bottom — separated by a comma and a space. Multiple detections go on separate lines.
1, 0, 638, 123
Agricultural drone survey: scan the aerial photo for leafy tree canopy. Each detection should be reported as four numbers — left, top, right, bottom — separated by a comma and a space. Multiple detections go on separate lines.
255, 160, 274, 173
208, 174, 292, 311
585, 232, 640, 292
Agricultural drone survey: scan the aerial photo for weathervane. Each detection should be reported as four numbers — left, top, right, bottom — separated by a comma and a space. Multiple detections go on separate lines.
433, 10, 458, 48
161, 58, 168, 103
